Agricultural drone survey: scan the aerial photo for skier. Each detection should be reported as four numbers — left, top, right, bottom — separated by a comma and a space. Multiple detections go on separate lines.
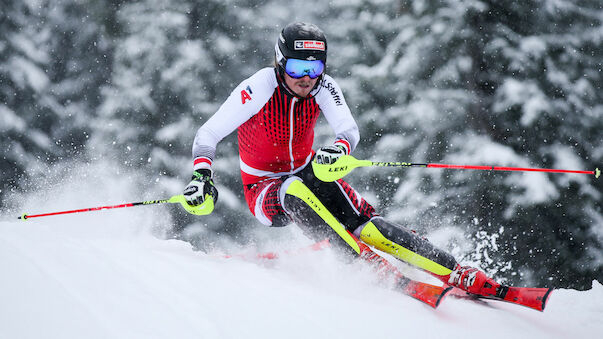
183, 22, 501, 298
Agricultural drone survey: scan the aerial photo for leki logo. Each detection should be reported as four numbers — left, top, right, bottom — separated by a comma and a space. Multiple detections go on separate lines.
328, 166, 348, 172
294, 40, 325, 51
305, 196, 320, 210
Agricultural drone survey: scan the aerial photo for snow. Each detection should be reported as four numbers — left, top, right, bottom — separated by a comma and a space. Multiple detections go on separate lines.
9, 32, 50, 64
0, 104, 26, 133
1, 177, 602, 339
493, 78, 550, 126
8, 56, 50, 92
519, 36, 547, 59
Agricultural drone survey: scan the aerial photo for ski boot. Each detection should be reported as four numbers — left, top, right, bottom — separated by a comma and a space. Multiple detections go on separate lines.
444, 265, 501, 298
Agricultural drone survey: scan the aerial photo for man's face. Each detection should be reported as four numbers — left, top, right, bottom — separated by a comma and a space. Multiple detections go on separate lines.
284, 73, 318, 98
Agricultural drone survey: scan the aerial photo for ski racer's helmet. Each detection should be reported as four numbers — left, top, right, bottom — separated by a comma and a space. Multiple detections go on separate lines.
275, 22, 327, 79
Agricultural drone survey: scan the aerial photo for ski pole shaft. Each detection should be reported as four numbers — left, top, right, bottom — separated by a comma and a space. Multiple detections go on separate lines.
18, 194, 214, 220
372, 161, 600, 176
312, 155, 600, 182
18, 199, 169, 220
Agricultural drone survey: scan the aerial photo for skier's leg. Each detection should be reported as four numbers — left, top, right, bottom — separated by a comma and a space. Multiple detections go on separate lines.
242, 174, 428, 289
353, 217, 457, 275
279, 176, 413, 281
353, 217, 502, 297
295, 165, 501, 296
243, 170, 500, 297
241, 175, 366, 254
243, 178, 291, 227
290, 166, 455, 274
296, 165, 457, 274
280, 176, 363, 256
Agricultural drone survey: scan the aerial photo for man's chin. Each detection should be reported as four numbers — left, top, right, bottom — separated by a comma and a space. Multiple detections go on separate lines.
293, 86, 311, 97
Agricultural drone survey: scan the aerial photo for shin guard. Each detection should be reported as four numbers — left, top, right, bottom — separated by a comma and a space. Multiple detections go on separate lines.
357, 217, 458, 276
282, 178, 361, 256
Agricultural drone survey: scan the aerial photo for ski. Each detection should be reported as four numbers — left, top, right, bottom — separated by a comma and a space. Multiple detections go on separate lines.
448, 285, 553, 311
399, 279, 452, 308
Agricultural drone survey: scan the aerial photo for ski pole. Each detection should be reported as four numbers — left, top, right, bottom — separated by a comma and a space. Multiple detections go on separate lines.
17, 194, 214, 220
312, 155, 601, 182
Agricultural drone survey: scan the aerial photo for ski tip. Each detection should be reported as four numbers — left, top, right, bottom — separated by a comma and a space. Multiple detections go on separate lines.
436, 286, 453, 308
595, 168, 600, 179
540, 288, 554, 311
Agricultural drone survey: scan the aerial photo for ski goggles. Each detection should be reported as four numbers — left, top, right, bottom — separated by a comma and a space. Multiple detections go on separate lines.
284, 59, 325, 79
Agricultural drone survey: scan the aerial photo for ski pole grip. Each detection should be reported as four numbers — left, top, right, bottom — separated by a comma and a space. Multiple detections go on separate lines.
312, 155, 372, 182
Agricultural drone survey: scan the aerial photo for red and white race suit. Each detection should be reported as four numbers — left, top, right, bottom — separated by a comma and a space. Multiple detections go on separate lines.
192, 68, 358, 184
192, 68, 375, 226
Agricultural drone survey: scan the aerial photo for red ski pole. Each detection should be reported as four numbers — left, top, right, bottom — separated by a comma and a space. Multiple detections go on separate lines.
17, 194, 214, 220
417, 163, 599, 176
313, 155, 601, 182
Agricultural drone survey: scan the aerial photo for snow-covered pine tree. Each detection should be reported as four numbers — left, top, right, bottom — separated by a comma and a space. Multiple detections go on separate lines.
0, 0, 110, 203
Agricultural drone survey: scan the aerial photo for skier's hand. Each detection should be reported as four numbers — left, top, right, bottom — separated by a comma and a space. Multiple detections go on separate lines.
314, 145, 346, 165
183, 169, 219, 207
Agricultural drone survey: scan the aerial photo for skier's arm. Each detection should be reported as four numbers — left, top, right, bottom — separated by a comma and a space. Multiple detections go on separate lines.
313, 75, 359, 164
184, 68, 277, 208
191, 68, 277, 172
314, 74, 359, 155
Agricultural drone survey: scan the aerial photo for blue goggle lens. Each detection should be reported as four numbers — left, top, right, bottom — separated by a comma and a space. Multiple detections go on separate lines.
285, 59, 325, 79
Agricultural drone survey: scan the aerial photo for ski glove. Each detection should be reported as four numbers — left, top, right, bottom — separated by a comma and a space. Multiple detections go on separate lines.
183, 169, 219, 207
314, 145, 346, 165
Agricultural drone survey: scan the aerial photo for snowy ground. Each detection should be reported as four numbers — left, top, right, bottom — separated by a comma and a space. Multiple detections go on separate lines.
1, 166, 601, 339
1, 213, 602, 339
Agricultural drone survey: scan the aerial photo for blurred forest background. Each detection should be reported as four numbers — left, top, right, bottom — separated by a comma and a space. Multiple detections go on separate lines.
1, 0, 601, 289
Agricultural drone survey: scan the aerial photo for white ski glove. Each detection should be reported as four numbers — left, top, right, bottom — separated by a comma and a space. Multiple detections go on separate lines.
183, 169, 219, 207
314, 145, 346, 165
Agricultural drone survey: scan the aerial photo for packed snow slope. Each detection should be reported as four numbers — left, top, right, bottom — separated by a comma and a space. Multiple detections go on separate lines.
1, 167, 601, 339
2, 211, 602, 339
